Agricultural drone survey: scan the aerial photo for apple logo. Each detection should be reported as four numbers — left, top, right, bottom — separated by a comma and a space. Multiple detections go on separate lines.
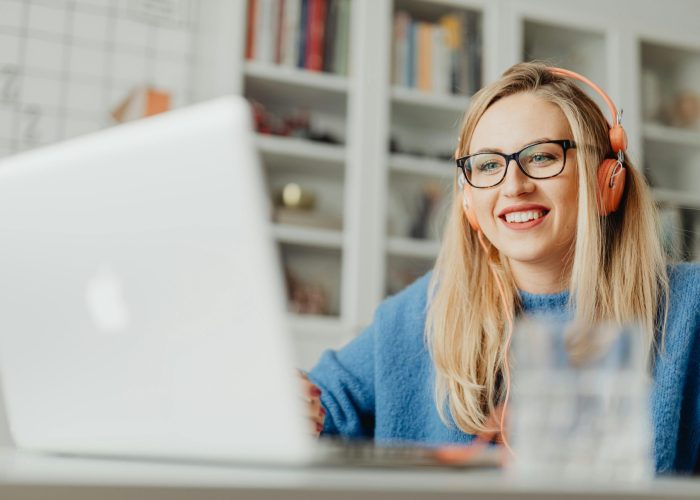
85, 265, 131, 334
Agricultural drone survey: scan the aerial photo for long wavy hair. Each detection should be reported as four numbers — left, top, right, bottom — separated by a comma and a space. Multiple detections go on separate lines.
426, 62, 669, 435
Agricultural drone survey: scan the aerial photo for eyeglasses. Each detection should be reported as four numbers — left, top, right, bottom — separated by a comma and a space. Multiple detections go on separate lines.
456, 139, 576, 188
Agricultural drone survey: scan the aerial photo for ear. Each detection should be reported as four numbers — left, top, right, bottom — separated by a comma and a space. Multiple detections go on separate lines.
459, 180, 480, 232
458, 175, 471, 214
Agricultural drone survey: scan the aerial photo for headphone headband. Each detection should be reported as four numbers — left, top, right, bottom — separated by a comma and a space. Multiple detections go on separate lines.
548, 67, 628, 154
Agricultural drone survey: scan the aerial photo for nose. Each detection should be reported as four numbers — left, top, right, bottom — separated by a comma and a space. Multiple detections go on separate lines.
500, 158, 535, 197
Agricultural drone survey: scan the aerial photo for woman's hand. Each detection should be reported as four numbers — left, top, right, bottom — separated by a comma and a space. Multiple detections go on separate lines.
298, 370, 325, 436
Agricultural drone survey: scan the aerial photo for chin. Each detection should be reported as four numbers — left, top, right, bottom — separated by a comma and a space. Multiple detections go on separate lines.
494, 240, 550, 264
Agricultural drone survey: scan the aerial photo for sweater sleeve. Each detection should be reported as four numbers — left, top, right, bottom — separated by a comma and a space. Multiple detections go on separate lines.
307, 315, 379, 439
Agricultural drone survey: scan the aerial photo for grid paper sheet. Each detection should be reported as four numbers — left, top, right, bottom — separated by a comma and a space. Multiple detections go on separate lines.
0, 0, 199, 158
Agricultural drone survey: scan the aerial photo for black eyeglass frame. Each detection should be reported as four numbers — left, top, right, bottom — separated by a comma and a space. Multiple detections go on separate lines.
455, 139, 577, 188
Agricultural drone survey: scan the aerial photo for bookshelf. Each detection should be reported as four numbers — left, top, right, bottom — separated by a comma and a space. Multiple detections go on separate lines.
640, 39, 700, 261
203, 0, 700, 366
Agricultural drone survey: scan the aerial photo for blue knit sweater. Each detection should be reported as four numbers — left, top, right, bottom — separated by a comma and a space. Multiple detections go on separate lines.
309, 263, 700, 474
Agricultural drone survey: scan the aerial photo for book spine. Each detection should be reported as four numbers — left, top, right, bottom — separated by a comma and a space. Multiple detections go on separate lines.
275, 0, 284, 64
458, 11, 470, 95
306, 0, 327, 70
298, 0, 309, 67
392, 11, 409, 87
406, 20, 416, 87
440, 14, 461, 94
431, 25, 445, 95
282, 0, 301, 67
245, 0, 257, 59
333, 0, 350, 75
322, 0, 338, 73
254, 0, 273, 64
469, 12, 482, 93
417, 22, 432, 92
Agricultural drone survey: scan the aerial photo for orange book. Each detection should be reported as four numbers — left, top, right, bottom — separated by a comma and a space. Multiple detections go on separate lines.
417, 22, 432, 92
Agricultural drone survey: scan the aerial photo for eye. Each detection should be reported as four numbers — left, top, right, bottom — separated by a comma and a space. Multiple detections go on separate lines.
531, 153, 554, 163
478, 161, 502, 173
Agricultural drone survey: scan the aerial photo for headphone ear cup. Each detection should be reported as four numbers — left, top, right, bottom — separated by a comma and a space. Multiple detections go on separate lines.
597, 159, 626, 215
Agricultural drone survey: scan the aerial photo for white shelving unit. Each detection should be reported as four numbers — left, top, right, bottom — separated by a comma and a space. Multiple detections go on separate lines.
193, 0, 700, 367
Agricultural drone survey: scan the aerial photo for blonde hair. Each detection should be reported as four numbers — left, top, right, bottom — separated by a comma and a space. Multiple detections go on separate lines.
426, 62, 669, 435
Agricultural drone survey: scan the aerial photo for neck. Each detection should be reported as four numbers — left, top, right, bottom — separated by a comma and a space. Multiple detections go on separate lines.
508, 258, 571, 295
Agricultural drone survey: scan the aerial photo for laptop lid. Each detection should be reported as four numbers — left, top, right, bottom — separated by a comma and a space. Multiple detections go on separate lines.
0, 96, 314, 464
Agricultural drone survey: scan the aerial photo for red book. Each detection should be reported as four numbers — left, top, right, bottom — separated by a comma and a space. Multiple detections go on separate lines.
306, 0, 326, 71
245, 0, 257, 59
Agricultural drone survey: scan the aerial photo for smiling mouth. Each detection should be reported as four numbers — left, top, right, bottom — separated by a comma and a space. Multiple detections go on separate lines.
500, 209, 549, 223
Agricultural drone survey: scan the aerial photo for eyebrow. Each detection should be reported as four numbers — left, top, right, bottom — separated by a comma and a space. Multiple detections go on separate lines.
471, 137, 554, 155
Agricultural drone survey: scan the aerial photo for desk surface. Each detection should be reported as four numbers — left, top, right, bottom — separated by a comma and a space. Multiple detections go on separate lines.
0, 447, 699, 500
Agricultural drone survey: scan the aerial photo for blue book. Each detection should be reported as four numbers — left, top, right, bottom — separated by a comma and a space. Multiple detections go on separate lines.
298, 0, 309, 68
406, 20, 416, 88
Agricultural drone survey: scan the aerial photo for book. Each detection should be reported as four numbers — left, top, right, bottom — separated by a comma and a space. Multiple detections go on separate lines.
281, 0, 301, 67
323, 0, 338, 73
392, 11, 410, 87
254, 0, 274, 64
306, 0, 327, 71
439, 13, 462, 94
468, 11, 482, 93
406, 19, 416, 87
431, 25, 450, 95
298, 0, 309, 67
333, 0, 350, 75
275, 0, 285, 63
417, 22, 432, 92
245, 0, 257, 59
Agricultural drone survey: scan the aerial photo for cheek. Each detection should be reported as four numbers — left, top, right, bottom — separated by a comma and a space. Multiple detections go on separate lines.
471, 193, 497, 223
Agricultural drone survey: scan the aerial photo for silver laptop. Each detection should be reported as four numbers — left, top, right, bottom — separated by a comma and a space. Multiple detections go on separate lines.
0, 96, 318, 465
0, 97, 500, 468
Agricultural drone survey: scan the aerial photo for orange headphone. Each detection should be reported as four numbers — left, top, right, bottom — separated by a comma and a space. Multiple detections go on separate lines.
461, 66, 628, 232
455, 67, 629, 458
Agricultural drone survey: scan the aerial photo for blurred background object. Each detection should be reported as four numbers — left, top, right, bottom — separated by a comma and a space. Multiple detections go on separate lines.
510, 318, 653, 481
0, 0, 698, 369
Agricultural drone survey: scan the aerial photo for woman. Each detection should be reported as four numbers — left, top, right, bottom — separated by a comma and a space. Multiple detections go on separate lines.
302, 62, 700, 474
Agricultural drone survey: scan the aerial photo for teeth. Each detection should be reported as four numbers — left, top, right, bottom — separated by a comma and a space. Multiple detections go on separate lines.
505, 210, 544, 223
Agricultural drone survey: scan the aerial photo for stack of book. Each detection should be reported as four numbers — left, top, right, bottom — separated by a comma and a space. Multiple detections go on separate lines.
245, 0, 351, 75
392, 10, 482, 96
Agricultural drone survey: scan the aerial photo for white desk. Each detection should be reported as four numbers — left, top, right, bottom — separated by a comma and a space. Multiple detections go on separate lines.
0, 447, 698, 500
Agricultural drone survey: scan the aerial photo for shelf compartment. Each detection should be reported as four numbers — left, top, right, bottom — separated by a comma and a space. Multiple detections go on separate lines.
652, 188, 700, 210
643, 123, 700, 148
390, 86, 470, 111
644, 136, 700, 196
389, 153, 455, 178
386, 236, 440, 259
244, 61, 349, 93
273, 224, 343, 249
244, 61, 348, 115
279, 242, 342, 318
385, 253, 435, 297
522, 19, 607, 113
255, 134, 346, 172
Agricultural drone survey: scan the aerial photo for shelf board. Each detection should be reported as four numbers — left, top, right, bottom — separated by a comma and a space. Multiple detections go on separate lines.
386, 236, 440, 259
390, 86, 467, 130
244, 61, 349, 93
389, 153, 454, 178
390, 86, 469, 111
643, 123, 700, 148
255, 134, 346, 172
652, 188, 700, 209
273, 224, 343, 249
